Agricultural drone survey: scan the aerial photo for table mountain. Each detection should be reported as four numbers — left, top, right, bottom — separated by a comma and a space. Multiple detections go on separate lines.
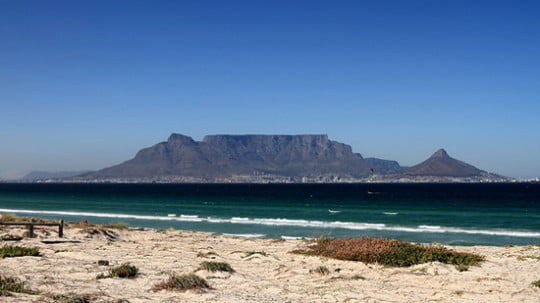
84, 134, 373, 180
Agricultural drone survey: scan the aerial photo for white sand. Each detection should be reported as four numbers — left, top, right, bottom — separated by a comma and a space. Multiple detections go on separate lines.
1, 225, 539, 303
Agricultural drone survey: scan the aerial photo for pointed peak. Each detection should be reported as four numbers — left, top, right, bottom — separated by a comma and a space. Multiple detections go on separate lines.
432, 148, 449, 158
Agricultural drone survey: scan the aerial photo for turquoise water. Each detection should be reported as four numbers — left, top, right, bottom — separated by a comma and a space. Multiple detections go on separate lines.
0, 183, 539, 246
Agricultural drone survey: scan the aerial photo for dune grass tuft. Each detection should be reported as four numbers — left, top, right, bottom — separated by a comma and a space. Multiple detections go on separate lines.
0, 245, 40, 258
0, 213, 19, 222
101, 222, 129, 230
0, 275, 38, 295
532, 280, 540, 288
293, 237, 484, 267
99, 263, 139, 279
198, 261, 235, 273
152, 274, 210, 292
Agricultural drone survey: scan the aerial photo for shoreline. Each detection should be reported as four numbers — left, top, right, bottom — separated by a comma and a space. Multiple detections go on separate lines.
1, 219, 539, 302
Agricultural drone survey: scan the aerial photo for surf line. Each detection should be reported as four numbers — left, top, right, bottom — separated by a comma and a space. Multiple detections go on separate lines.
1, 208, 539, 238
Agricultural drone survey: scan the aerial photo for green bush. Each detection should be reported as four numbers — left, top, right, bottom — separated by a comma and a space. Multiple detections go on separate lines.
152, 274, 210, 292
0, 245, 40, 258
198, 261, 235, 273
293, 237, 484, 267
109, 263, 138, 278
532, 280, 540, 288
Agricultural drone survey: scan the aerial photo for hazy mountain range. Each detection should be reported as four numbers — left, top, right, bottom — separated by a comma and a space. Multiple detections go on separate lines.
45, 133, 508, 183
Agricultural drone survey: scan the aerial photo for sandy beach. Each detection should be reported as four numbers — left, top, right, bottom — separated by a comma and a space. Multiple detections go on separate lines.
1, 223, 539, 303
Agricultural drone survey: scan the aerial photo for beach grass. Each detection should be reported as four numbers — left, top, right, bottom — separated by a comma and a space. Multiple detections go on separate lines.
293, 237, 485, 267
532, 280, 540, 288
0, 213, 53, 224
0, 275, 38, 295
198, 261, 235, 273
0, 245, 40, 258
97, 263, 139, 279
152, 274, 210, 292
101, 222, 129, 230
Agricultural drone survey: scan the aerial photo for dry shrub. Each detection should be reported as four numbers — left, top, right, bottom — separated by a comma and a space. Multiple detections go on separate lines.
294, 237, 484, 267
0, 214, 52, 224
152, 274, 210, 292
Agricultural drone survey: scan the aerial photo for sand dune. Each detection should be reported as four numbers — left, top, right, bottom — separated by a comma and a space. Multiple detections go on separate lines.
1, 225, 539, 302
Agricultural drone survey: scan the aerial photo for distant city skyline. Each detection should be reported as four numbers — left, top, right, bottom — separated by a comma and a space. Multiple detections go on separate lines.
1, 1, 539, 179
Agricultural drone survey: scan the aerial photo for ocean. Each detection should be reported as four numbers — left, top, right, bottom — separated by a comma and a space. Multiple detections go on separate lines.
0, 183, 539, 246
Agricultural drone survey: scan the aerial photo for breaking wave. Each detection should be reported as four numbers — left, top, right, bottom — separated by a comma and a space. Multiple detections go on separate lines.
1, 208, 539, 238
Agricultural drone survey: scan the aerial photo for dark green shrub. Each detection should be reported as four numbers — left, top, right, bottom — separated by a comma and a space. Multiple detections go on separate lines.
0, 245, 40, 258
198, 261, 235, 273
532, 280, 540, 288
152, 274, 210, 292
109, 263, 138, 278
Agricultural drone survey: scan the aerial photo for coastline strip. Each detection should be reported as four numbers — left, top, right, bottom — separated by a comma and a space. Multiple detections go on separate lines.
1, 208, 539, 238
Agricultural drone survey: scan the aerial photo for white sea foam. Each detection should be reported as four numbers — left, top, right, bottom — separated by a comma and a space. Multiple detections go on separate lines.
1, 208, 539, 238
280, 235, 304, 240
383, 212, 399, 215
222, 233, 265, 238
328, 209, 341, 213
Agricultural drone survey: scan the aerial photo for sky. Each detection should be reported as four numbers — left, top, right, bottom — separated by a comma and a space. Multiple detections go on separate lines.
1, 0, 539, 179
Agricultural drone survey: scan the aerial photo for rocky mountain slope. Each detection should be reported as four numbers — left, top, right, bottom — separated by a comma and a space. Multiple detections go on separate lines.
84, 134, 374, 180
74, 134, 508, 183
402, 149, 485, 177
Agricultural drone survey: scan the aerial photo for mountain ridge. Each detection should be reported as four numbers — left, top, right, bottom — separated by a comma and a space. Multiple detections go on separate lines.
71, 134, 509, 183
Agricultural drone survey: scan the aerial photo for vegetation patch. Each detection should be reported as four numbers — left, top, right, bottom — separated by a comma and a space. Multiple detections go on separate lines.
101, 222, 129, 230
51, 294, 92, 303
0, 245, 40, 258
110, 263, 138, 278
98, 263, 138, 279
0, 275, 38, 295
293, 237, 485, 267
0, 214, 53, 224
532, 280, 540, 288
198, 261, 235, 273
152, 274, 210, 292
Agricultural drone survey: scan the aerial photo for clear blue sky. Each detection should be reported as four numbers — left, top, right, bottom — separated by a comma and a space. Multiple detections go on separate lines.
1, 0, 539, 179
